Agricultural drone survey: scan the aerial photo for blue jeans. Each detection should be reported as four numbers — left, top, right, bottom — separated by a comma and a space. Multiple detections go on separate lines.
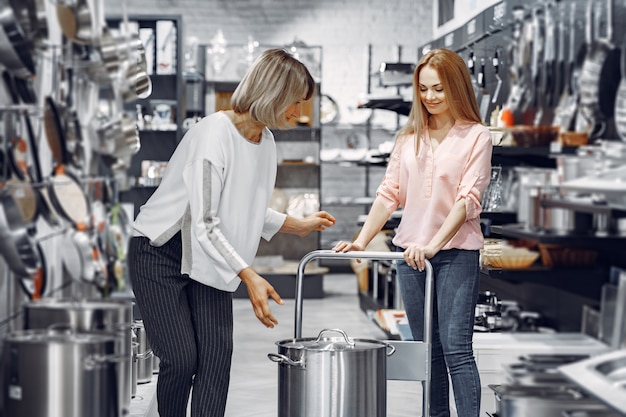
396, 249, 481, 417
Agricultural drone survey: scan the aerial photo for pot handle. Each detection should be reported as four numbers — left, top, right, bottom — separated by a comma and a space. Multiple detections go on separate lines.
315, 328, 355, 347
267, 353, 304, 368
136, 349, 153, 360
84, 353, 130, 370
384, 342, 396, 357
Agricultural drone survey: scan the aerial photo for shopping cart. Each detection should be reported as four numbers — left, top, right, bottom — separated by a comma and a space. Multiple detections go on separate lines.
292, 250, 433, 416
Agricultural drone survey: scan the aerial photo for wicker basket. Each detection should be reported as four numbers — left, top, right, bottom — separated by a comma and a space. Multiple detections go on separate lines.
538, 244, 599, 268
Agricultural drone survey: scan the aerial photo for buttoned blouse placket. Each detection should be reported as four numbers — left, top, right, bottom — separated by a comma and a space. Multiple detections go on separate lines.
420, 131, 435, 199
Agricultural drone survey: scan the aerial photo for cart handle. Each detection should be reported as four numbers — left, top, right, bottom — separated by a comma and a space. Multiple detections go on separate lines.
294, 250, 433, 417
294, 250, 433, 342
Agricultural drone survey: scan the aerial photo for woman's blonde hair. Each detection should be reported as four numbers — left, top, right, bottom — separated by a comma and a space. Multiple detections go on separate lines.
397, 48, 481, 141
231, 48, 315, 128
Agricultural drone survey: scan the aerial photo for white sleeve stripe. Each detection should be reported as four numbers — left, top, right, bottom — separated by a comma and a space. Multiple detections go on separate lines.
202, 159, 248, 273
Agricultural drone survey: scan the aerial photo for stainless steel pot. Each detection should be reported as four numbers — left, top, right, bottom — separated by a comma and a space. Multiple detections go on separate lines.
268, 328, 395, 417
2, 328, 122, 417
22, 298, 134, 415
489, 384, 609, 417
132, 319, 153, 384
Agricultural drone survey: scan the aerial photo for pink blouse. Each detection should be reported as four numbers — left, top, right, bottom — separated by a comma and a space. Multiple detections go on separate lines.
376, 120, 493, 251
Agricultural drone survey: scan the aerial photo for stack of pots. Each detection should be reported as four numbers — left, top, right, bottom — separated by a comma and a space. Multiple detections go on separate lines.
18, 298, 134, 416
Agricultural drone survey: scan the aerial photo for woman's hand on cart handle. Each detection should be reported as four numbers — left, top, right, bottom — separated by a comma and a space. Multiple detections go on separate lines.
239, 267, 284, 328
332, 240, 365, 262
404, 245, 436, 272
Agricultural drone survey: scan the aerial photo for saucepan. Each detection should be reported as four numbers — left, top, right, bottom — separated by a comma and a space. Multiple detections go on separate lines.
55, 0, 99, 45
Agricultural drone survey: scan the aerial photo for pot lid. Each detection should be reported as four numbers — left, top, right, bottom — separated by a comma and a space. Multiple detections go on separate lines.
5, 328, 116, 345
277, 329, 388, 352
24, 297, 132, 311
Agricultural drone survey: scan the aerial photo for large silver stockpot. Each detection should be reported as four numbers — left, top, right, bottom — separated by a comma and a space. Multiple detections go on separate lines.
2, 328, 122, 417
22, 298, 134, 415
268, 328, 395, 417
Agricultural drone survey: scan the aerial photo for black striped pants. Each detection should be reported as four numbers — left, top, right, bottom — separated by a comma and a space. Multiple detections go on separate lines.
128, 233, 233, 417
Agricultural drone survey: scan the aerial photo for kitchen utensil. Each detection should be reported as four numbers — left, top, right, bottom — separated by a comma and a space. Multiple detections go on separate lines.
575, 0, 620, 138
521, 6, 544, 126
23, 297, 134, 415
614, 33, 626, 141
132, 319, 153, 384
2, 328, 123, 417
478, 58, 491, 123
489, 384, 609, 417
553, 2, 580, 131
0, 0, 36, 79
269, 328, 395, 417
492, 48, 503, 104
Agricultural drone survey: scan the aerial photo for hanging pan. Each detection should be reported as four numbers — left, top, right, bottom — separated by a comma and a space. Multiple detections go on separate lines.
17, 240, 47, 300
43, 96, 91, 231
56, 0, 98, 45
576, 0, 621, 138
614, 34, 626, 141
0, 0, 36, 79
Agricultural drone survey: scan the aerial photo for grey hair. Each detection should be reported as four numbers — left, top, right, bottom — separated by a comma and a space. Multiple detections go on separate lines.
230, 48, 315, 128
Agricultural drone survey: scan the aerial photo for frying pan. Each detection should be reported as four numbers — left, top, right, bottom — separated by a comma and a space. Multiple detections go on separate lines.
23, 108, 62, 227
56, 0, 98, 45
0, 0, 36, 79
575, 0, 621, 138
43, 96, 91, 231
17, 241, 47, 300
0, 186, 40, 278
2, 69, 60, 226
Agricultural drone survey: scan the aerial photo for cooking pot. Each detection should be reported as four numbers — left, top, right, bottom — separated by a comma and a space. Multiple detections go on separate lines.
2, 328, 123, 417
513, 167, 557, 227
268, 328, 395, 417
22, 298, 134, 415
132, 319, 153, 384
489, 384, 609, 417
504, 361, 573, 386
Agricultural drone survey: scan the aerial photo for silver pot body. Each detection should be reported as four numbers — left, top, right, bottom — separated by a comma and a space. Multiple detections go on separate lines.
3, 329, 121, 417
269, 329, 393, 417
132, 320, 153, 384
22, 298, 134, 415
514, 167, 557, 226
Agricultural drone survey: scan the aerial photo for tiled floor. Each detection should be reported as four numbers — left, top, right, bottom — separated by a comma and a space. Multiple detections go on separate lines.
225, 273, 424, 417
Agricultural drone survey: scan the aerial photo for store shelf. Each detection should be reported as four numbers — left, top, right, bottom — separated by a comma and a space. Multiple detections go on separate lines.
490, 224, 626, 251
480, 265, 610, 299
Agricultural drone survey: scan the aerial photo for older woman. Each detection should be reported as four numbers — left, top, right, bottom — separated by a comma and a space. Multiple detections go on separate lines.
129, 48, 335, 417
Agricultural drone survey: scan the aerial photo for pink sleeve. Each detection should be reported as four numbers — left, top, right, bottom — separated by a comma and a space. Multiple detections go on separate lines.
376, 145, 401, 214
457, 131, 493, 221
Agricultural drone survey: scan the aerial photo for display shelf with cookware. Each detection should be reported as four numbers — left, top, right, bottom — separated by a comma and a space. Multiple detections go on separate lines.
0, 2, 163, 415
103, 15, 184, 216
201, 41, 326, 299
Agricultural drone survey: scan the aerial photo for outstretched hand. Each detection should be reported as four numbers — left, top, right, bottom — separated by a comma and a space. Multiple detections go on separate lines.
282, 211, 336, 236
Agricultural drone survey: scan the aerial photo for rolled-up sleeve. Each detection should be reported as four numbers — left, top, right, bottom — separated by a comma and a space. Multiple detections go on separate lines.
457, 131, 493, 220
376, 146, 402, 214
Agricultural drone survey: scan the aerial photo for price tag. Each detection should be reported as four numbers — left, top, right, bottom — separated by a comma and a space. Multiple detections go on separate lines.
550, 140, 563, 154
9, 385, 22, 400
